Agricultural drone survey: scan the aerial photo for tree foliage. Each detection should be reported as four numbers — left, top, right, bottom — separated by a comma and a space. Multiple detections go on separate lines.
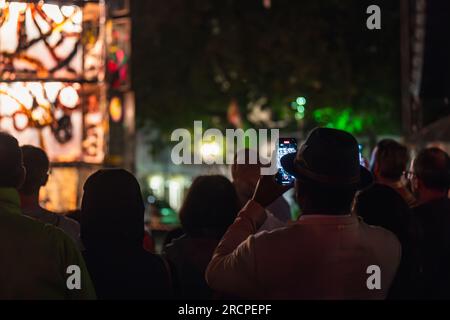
132, 0, 401, 147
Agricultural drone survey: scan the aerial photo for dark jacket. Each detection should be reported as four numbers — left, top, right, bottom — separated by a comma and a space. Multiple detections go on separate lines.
355, 183, 421, 299
80, 169, 173, 300
163, 234, 218, 300
83, 244, 172, 300
413, 198, 450, 299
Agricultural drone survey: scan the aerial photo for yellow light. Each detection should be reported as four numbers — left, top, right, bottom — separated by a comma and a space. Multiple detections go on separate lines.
109, 97, 122, 122
30, 106, 52, 126
59, 86, 79, 109
149, 175, 165, 199
168, 179, 183, 211
200, 142, 221, 159
149, 176, 163, 191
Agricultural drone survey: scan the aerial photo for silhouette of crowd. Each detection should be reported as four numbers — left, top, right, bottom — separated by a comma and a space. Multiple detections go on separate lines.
0, 127, 449, 300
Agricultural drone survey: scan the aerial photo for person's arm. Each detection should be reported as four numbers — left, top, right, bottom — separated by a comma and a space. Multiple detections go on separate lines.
205, 200, 267, 298
206, 175, 291, 298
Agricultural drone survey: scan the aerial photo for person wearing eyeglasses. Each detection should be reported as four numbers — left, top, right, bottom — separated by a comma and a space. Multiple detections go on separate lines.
409, 148, 450, 299
18, 145, 82, 249
370, 139, 417, 207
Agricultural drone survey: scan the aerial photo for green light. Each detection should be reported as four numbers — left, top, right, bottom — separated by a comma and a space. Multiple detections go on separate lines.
295, 112, 305, 120
297, 105, 305, 113
160, 208, 173, 216
296, 97, 306, 106
312, 107, 372, 134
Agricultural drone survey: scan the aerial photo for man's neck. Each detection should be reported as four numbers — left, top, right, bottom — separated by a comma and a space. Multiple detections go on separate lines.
19, 193, 41, 210
417, 189, 447, 206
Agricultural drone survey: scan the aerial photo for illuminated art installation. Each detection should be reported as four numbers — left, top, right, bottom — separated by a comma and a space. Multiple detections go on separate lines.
0, 0, 134, 211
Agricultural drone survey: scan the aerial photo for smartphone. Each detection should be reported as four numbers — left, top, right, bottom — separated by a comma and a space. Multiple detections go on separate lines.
275, 138, 297, 185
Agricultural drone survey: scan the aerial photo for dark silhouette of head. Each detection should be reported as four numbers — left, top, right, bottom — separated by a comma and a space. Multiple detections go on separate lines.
18, 145, 49, 196
412, 148, 450, 196
81, 169, 145, 249
370, 139, 409, 182
180, 175, 239, 239
0, 132, 25, 189
281, 128, 373, 215
355, 183, 411, 245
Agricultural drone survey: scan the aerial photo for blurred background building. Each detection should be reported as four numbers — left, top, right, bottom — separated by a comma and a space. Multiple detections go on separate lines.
0, 0, 134, 212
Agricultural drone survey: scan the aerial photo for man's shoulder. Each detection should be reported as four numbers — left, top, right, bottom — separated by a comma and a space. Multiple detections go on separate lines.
253, 217, 401, 248
253, 223, 300, 243
359, 219, 401, 244
4, 209, 49, 232
2, 210, 72, 245
34, 208, 80, 237
359, 221, 401, 254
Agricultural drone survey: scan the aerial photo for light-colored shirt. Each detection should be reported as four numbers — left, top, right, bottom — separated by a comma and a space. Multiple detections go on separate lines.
206, 200, 401, 300
0, 188, 95, 300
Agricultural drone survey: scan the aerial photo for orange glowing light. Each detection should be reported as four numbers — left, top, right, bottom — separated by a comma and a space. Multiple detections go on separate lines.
109, 96, 123, 122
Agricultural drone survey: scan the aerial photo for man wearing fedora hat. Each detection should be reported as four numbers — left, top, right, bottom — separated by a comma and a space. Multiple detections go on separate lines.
206, 128, 401, 299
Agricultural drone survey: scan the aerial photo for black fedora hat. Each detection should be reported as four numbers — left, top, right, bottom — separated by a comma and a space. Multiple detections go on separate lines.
281, 127, 373, 189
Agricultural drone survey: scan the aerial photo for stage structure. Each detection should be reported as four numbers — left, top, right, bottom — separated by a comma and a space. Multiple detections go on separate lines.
401, 0, 427, 138
0, 0, 134, 212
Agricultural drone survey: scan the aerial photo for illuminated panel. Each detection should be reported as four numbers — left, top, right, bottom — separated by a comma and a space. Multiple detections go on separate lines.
0, 1, 104, 81
40, 166, 79, 212
0, 81, 106, 163
82, 85, 106, 164
0, 81, 85, 162
0, 1, 106, 164
0, 1, 83, 80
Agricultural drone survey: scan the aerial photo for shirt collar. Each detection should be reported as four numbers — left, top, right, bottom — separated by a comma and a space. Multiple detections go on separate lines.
293, 213, 359, 225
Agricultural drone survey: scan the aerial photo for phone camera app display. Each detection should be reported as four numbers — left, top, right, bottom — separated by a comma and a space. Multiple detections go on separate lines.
276, 139, 297, 185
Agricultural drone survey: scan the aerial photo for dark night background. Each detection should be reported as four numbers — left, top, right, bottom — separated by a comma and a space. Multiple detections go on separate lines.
130, 0, 449, 149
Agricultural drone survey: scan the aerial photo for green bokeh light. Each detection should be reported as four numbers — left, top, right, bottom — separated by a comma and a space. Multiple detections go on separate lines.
296, 97, 307, 105
312, 107, 372, 134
